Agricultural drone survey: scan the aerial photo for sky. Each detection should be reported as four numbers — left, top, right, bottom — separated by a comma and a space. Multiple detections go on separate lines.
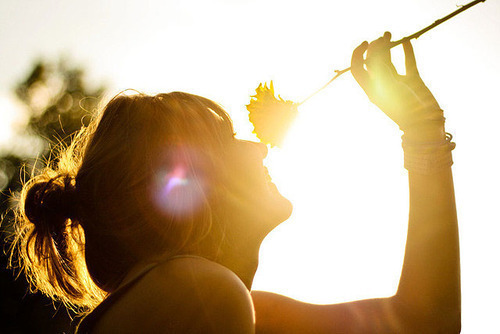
1, 0, 499, 332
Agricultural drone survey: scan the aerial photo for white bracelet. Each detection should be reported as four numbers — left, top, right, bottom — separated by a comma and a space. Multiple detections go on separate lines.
402, 133, 455, 175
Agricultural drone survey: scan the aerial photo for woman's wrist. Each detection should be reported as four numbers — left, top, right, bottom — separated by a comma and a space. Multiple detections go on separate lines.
396, 104, 446, 142
403, 122, 446, 143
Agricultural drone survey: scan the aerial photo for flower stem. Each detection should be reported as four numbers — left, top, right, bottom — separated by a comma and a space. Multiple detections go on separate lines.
298, 0, 487, 106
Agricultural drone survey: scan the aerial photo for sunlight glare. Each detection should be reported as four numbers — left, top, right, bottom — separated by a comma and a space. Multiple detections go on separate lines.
254, 71, 408, 304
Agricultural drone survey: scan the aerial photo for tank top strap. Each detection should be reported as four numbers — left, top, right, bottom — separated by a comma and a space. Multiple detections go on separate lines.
117, 254, 206, 292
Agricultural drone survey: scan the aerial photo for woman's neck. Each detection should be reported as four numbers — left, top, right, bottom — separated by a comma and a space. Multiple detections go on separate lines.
193, 227, 263, 290
216, 243, 260, 289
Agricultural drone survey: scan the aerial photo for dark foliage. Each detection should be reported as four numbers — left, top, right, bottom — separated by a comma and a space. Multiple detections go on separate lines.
0, 59, 105, 333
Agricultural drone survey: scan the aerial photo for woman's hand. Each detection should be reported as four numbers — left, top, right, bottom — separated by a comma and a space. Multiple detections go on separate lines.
351, 32, 445, 140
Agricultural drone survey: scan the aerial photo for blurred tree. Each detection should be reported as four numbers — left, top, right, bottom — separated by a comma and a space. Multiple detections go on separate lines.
0, 59, 105, 333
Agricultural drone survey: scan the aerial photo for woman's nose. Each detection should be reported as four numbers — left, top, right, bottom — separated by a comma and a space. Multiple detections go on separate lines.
255, 142, 268, 159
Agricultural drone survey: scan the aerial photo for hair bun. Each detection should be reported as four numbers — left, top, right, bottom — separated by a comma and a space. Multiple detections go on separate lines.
24, 174, 78, 231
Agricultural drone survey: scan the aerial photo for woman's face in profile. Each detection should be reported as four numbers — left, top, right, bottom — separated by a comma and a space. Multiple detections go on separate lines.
221, 138, 293, 232
190, 100, 293, 231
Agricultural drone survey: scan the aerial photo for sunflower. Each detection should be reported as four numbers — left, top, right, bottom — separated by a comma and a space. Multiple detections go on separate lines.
246, 81, 298, 147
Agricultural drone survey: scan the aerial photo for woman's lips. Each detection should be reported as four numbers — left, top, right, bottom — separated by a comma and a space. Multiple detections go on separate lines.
263, 166, 272, 182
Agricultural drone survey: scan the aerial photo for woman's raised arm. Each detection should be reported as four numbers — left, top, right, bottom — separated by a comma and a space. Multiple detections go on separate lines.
252, 33, 460, 333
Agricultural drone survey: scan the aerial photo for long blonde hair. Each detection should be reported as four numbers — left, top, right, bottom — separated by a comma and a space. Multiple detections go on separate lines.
9, 91, 235, 311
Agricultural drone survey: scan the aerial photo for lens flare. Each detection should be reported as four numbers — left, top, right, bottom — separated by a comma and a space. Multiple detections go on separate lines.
152, 148, 207, 218
164, 165, 189, 194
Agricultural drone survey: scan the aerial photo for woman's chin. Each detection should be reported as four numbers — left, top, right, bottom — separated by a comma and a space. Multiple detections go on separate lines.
263, 182, 293, 226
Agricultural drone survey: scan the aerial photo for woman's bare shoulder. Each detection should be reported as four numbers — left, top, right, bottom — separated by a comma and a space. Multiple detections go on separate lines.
150, 256, 254, 311
94, 256, 254, 333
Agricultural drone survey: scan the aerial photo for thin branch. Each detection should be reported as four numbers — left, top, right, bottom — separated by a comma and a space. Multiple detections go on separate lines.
298, 0, 487, 105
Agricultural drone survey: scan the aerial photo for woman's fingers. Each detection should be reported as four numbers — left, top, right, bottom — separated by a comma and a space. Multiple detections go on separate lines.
366, 32, 391, 60
366, 32, 399, 79
351, 41, 369, 88
403, 41, 420, 77
402, 41, 433, 103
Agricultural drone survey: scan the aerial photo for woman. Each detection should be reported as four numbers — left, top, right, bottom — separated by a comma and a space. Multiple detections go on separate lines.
9, 32, 459, 333
13, 89, 291, 333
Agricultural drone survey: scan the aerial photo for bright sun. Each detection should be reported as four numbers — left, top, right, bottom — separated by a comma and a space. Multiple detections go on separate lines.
249, 67, 410, 305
